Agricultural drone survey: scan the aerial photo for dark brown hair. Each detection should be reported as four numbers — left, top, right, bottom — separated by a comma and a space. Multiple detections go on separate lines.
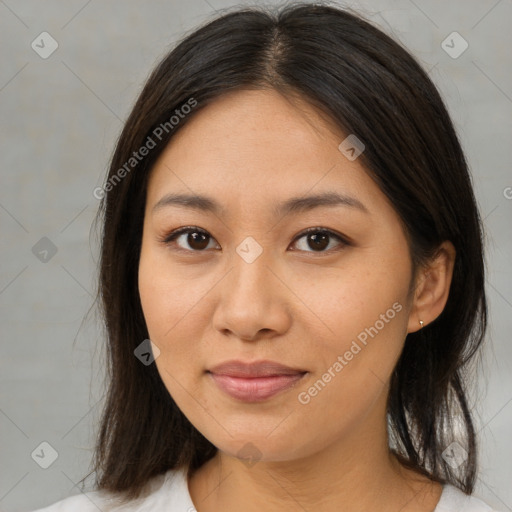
84, 1, 487, 502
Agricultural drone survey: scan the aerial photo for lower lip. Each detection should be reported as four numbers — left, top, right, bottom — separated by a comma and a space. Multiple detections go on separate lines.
208, 372, 307, 402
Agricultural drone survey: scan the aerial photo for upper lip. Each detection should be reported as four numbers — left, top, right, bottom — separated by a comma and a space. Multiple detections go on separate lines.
208, 360, 306, 378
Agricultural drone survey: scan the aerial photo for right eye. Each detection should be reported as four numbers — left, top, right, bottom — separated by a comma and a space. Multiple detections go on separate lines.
161, 226, 220, 252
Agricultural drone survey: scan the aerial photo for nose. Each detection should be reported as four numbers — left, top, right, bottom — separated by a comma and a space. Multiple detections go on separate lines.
211, 249, 292, 341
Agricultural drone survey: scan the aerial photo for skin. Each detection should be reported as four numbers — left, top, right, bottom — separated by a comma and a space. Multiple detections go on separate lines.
138, 88, 456, 512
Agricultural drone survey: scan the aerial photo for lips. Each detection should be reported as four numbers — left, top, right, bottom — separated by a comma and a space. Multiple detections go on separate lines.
207, 360, 307, 402
207, 359, 306, 378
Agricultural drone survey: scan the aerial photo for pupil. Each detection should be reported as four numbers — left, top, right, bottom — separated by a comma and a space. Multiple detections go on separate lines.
309, 232, 328, 251
189, 232, 209, 250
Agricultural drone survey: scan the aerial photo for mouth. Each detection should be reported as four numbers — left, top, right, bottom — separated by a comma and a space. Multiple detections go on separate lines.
206, 359, 308, 402
207, 359, 307, 378
207, 372, 307, 402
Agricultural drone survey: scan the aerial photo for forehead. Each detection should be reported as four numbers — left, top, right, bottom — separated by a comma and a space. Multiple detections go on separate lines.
164, 88, 345, 161
146, 88, 386, 217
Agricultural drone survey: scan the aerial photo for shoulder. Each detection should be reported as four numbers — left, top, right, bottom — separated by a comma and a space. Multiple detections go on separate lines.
29, 468, 194, 512
29, 491, 114, 512
436, 484, 502, 512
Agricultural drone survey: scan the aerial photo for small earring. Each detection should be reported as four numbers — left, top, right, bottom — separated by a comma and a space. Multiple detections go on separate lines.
419, 319, 424, 328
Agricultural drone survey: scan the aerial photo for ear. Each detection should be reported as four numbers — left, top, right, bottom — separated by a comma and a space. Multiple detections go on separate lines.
407, 241, 456, 333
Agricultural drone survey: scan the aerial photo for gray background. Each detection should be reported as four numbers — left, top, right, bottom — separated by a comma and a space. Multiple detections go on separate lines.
1, 0, 511, 511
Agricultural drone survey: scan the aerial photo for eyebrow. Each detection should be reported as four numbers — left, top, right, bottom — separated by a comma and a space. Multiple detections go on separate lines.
152, 191, 369, 217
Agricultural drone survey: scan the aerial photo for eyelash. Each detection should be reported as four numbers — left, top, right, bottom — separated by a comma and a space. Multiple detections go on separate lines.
160, 225, 350, 255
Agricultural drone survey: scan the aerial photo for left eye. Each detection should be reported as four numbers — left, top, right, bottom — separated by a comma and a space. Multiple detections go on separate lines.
161, 226, 348, 253
291, 228, 348, 253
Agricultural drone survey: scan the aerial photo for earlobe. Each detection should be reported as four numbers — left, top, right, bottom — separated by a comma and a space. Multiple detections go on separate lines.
407, 241, 456, 333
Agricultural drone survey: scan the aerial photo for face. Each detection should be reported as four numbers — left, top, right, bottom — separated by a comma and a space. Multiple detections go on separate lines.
138, 88, 417, 463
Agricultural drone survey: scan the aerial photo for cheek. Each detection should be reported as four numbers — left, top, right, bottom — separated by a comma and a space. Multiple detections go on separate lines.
138, 246, 215, 387
292, 295, 408, 450
138, 255, 169, 339
138, 254, 201, 411
292, 262, 411, 399
138, 244, 196, 339
292, 258, 410, 340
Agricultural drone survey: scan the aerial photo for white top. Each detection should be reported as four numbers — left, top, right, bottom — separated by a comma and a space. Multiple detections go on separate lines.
30, 468, 500, 512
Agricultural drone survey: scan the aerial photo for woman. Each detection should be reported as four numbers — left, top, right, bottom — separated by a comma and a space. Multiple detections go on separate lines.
33, 3, 499, 511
